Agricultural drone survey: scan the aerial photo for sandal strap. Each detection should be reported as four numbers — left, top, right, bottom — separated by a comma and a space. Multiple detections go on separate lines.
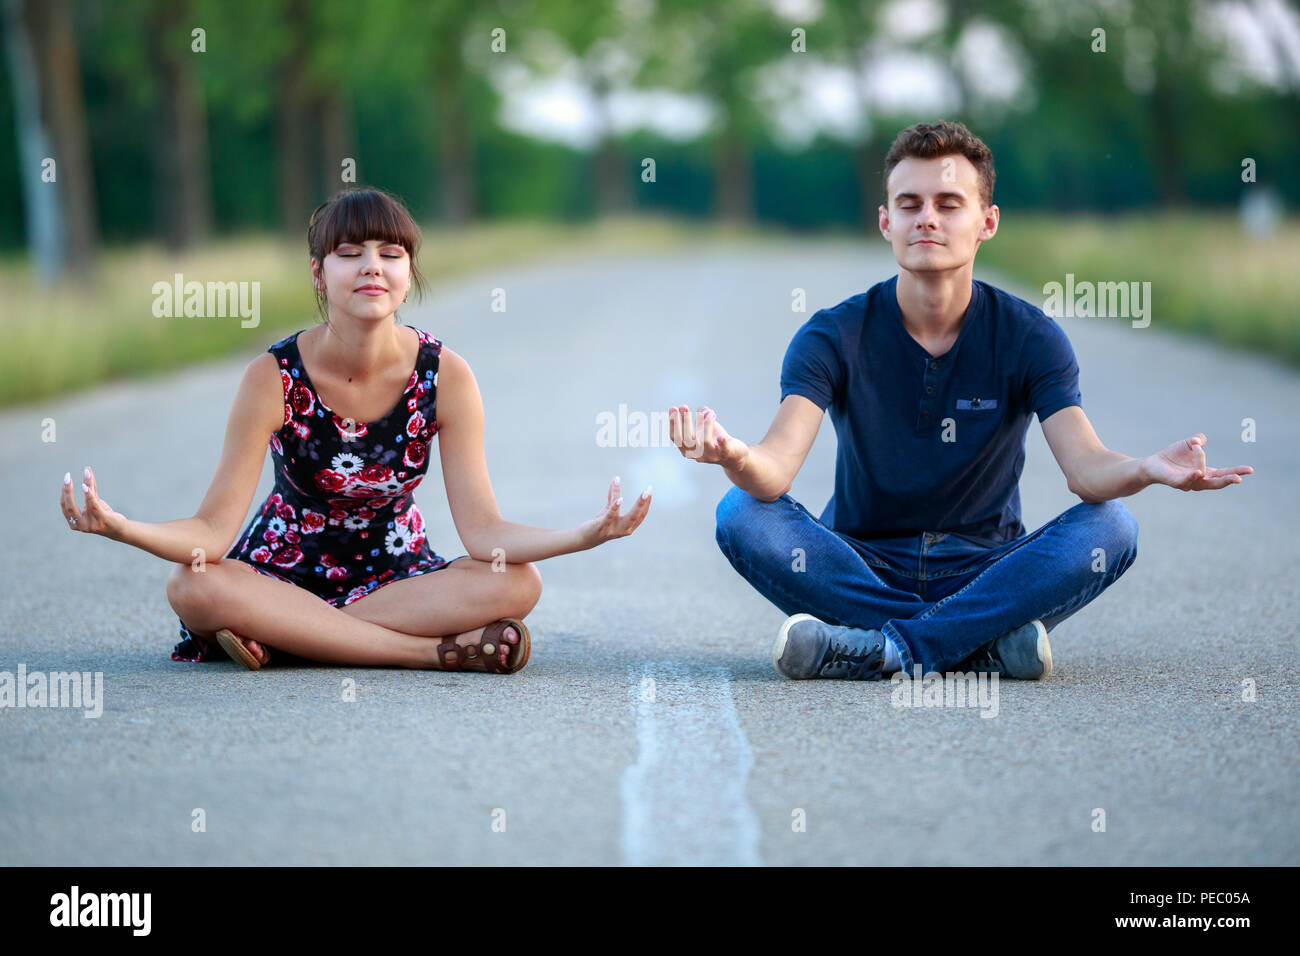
476, 620, 512, 674
435, 621, 527, 674
436, 635, 462, 670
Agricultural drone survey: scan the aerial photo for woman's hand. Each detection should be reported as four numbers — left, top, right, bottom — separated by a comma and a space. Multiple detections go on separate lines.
60, 466, 127, 540
577, 476, 652, 549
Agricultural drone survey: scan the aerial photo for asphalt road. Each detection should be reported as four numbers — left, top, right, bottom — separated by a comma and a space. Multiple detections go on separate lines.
2, 239, 1297, 865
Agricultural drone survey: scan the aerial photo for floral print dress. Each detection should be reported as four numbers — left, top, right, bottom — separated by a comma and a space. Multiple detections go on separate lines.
172, 324, 456, 662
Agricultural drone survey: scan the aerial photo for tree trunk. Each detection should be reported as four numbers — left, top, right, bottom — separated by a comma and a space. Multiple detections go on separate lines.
149, 1, 211, 250
432, 56, 476, 223
590, 74, 627, 215
856, 137, 888, 232
1148, 71, 1186, 207
714, 124, 752, 224
6, 0, 97, 278
277, 2, 311, 234
594, 135, 628, 215
317, 87, 355, 196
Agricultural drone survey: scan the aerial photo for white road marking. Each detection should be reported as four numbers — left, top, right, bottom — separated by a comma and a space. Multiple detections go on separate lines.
619, 661, 762, 866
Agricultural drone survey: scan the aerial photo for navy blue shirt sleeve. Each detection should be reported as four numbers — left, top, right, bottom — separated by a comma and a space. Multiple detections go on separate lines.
780, 313, 844, 411
1022, 316, 1082, 421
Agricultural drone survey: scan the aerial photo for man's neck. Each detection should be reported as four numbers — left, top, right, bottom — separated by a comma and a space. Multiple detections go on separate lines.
894, 265, 975, 343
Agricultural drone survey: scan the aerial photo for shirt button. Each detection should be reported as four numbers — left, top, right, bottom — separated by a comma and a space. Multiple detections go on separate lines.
925, 385, 934, 395
929, 361, 939, 371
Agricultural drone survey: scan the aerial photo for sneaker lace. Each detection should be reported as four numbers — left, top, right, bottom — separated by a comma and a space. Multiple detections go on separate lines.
958, 642, 1004, 674
819, 636, 885, 680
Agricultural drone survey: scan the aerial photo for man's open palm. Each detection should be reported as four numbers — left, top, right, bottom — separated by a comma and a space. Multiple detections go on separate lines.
1142, 434, 1253, 491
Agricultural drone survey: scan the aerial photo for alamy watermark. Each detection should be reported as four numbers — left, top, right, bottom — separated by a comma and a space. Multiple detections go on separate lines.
890, 666, 999, 718
1, 664, 103, 718
1042, 274, 1150, 328
152, 273, 260, 327
597, 403, 700, 454
49, 886, 150, 935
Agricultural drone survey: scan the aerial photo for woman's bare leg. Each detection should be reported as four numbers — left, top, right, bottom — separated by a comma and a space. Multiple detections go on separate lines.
336, 557, 542, 669
167, 557, 540, 669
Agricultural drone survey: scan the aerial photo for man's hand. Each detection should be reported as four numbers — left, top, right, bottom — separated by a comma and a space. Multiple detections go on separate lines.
1139, 433, 1253, 492
668, 404, 749, 469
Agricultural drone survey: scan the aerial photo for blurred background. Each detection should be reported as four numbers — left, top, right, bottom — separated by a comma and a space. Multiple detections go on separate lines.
2, 0, 1298, 407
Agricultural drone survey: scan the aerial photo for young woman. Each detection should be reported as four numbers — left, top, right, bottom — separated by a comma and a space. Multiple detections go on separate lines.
58, 187, 651, 674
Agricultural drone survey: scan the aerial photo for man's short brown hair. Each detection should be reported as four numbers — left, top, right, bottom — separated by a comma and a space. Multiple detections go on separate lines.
882, 120, 995, 208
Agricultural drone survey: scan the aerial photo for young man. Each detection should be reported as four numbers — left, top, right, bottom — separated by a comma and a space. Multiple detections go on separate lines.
667, 120, 1253, 682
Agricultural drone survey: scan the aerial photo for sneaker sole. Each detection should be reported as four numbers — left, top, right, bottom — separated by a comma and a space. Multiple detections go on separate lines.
1032, 619, 1052, 679
773, 613, 820, 678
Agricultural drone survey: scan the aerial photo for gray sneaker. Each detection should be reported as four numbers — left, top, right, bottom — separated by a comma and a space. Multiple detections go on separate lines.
772, 613, 888, 680
956, 620, 1052, 680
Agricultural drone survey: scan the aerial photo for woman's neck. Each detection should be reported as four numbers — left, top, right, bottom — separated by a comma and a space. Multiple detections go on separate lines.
314, 318, 406, 383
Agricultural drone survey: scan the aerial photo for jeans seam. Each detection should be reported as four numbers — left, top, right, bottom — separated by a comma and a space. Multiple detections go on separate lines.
912, 511, 1068, 625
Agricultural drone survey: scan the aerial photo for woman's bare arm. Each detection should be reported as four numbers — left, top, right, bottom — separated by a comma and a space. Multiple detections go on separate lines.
61, 353, 285, 564
435, 346, 650, 564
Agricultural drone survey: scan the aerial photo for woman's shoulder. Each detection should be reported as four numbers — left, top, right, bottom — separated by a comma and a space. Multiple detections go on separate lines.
263, 329, 307, 370
409, 325, 444, 357
268, 328, 306, 350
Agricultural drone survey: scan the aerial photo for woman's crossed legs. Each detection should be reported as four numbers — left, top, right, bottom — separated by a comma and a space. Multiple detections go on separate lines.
167, 556, 541, 670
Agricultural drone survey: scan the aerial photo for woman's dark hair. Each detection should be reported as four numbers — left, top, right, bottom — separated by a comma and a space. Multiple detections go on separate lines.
307, 187, 427, 323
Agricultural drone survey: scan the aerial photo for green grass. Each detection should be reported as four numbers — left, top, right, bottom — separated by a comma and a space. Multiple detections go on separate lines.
0, 216, 757, 410
978, 212, 1300, 366
4, 212, 1296, 410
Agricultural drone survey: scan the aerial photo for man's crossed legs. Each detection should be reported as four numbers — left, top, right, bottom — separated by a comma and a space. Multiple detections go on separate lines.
714, 487, 1139, 678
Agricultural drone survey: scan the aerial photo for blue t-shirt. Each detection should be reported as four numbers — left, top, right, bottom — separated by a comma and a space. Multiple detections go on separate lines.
780, 275, 1081, 544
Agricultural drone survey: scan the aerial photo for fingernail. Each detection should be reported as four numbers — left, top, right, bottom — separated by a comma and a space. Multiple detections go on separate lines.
83, 467, 90, 479
616, 497, 623, 507
63, 472, 71, 485
82, 482, 90, 493
614, 476, 620, 485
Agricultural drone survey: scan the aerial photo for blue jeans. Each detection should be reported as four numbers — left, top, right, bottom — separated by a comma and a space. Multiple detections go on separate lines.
714, 487, 1139, 673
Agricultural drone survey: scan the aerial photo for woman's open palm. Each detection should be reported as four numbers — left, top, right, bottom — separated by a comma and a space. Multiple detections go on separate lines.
60, 466, 127, 538
579, 476, 651, 547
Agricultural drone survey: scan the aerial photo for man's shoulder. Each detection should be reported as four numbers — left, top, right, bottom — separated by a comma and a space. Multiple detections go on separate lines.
804, 278, 893, 330
976, 278, 1072, 343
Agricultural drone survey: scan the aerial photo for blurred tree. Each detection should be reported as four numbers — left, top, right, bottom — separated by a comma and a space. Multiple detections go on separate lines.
529, 0, 646, 214
3, 0, 97, 277
819, 0, 887, 229
148, 0, 212, 249
379, 0, 510, 224
645, 0, 781, 223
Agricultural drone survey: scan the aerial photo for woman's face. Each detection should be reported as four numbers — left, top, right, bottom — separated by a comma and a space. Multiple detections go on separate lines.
312, 238, 412, 321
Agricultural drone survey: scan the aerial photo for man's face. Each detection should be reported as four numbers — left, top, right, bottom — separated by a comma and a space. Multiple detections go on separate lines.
879, 155, 998, 273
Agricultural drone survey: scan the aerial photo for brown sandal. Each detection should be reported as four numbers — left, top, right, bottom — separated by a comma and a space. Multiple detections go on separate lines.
215, 628, 271, 671
437, 619, 531, 674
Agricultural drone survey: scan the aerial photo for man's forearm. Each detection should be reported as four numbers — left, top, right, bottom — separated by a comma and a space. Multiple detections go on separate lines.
118, 516, 224, 565
723, 444, 790, 502
1069, 449, 1150, 503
